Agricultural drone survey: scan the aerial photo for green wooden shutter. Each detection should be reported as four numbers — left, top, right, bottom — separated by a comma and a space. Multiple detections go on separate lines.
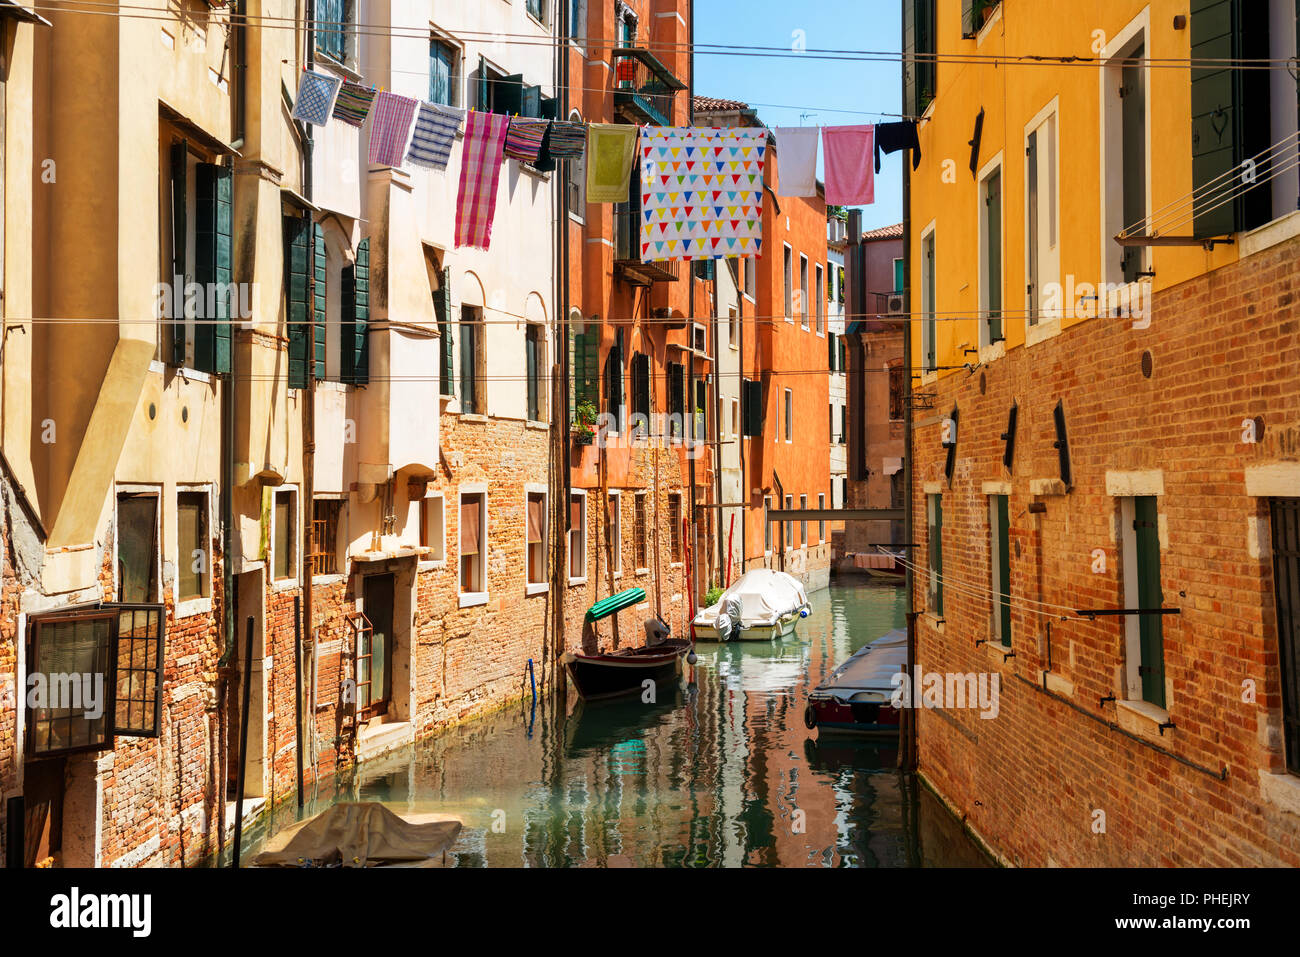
436, 267, 455, 397
285, 216, 312, 389
1134, 496, 1165, 707
169, 140, 188, 366
1190, 0, 1241, 237
194, 163, 232, 375
570, 322, 598, 415
312, 223, 327, 381
828, 332, 836, 371
342, 237, 369, 385
460, 316, 477, 411
667, 361, 684, 436
961, 0, 975, 37
522, 84, 541, 118
903, 0, 917, 119
985, 168, 1002, 343
929, 494, 944, 615
497, 74, 525, 117
525, 325, 539, 422
478, 55, 491, 111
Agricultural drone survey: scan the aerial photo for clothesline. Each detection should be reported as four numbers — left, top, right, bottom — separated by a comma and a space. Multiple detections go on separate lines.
291, 69, 920, 259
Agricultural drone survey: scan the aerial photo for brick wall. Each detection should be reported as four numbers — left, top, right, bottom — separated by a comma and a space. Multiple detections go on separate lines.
911, 234, 1300, 866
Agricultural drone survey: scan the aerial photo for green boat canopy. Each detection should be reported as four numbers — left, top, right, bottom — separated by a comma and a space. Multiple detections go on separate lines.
584, 587, 647, 623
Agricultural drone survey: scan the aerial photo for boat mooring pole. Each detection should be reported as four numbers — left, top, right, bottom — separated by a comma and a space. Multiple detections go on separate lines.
232, 615, 255, 867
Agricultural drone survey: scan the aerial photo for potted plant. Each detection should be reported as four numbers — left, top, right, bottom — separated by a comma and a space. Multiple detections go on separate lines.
974, 0, 999, 27
572, 400, 598, 445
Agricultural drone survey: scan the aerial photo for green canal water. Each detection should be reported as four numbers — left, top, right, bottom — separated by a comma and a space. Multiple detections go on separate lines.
244, 579, 991, 867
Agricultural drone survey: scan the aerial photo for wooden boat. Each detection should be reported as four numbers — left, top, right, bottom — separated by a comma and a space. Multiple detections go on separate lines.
563, 637, 692, 701
563, 587, 693, 701
691, 568, 812, 642
804, 629, 907, 737
854, 550, 906, 583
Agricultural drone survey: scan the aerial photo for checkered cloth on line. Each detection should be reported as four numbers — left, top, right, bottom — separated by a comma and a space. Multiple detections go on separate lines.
291, 70, 341, 126
455, 111, 510, 250
367, 91, 419, 167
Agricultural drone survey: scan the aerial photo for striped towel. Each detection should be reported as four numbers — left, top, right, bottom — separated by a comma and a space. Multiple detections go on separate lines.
503, 118, 549, 162
407, 102, 463, 171
367, 91, 419, 167
455, 111, 510, 250
291, 70, 341, 126
546, 121, 587, 158
332, 81, 376, 127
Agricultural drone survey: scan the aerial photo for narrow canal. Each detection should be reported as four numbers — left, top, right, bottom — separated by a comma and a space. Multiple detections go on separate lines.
246, 579, 991, 867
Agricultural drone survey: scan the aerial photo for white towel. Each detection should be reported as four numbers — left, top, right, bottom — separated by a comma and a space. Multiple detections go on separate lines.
773, 126, 820, 197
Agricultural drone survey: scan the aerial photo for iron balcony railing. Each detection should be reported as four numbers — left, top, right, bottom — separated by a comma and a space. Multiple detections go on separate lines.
612, 47, 686, 126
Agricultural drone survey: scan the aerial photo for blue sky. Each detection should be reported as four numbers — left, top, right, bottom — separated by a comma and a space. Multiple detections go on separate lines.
694, 0, 904, 232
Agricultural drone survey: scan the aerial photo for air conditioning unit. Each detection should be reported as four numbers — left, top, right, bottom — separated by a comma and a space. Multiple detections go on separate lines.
886, 294, 904, 315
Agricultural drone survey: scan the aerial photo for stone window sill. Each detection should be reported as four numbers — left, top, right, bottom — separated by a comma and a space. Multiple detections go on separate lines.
418, 559, 447, 572
459, 591, 488, 609
1115, 699, 1171, 740
272, 577, 299, 593
175, 596, 212, 620
568, 576, 587, 588
526, 582, 549, 596
1258, 770, 1300, 817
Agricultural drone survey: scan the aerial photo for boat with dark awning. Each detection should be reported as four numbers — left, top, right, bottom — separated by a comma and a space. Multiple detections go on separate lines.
563, 589, 692, 701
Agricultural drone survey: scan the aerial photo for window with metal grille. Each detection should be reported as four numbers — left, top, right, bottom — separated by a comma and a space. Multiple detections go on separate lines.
668, 494, 682, 562
311, 499, 342, 577
634, 493, 648, 570
25, 604, 165, 758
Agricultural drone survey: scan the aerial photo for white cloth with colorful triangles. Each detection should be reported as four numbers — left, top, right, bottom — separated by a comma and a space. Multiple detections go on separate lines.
639, 126, 767, 263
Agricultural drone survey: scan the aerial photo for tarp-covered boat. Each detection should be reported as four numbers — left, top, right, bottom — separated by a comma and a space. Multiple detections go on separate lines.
251, 802, 462, 867
804, 629, 907, 736
691, 569, 812, 641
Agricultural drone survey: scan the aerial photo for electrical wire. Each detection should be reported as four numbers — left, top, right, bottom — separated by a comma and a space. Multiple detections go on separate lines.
890, 552, 1090, 621
26, 1, 1300, 72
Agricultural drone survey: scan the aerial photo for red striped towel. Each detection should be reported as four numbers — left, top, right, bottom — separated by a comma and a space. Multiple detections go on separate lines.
367, 91, 420, 168
503, 118, 548, 162
455, 111, 510, 250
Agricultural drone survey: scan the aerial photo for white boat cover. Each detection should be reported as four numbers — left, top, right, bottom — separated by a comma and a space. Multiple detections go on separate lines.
813, 629, 908, 703
694, 569, 811, 630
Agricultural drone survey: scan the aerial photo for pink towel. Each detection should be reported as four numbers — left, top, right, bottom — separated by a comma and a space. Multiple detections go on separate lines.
367, 91, 419, 167
822, 125, 875, 206
455, 111, 510, 250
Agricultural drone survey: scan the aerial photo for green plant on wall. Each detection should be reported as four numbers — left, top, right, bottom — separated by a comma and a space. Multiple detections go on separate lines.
572, 400, 598, 444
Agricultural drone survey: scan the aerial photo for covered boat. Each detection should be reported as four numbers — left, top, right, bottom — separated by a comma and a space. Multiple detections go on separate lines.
691, 568, 812, 641
804, 629, 907, 736
251, 802, 463, 868
563, 588, 692, 701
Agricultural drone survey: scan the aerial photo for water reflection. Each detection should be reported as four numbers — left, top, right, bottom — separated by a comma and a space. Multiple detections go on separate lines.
244, 580, 990, 867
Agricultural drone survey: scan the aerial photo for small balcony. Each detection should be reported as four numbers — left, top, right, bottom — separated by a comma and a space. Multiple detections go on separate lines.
613, 201, 679, 286
612, 47, 686, 126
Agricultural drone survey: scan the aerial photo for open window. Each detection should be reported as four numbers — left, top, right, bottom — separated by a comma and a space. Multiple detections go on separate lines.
977, 156, 1004, 350
1025, 103, 1059, 327
25, 604, 165, 758
1120, 496, 1165, 708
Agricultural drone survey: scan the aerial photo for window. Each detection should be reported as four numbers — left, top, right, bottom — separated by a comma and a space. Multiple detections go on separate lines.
273, 489, 297, 582
459, 305, 485, 414
742, 378, 763, 437
177, 491, 210, 601
800, 494, 808, 547
634, 493, 648, 570
476, 56, 552, 119
605, 329, 625, 434
609, 492, 622, 576
815, 263, 824, 334
920, 226, 936, 372
784, 495, 794, 550
421, 493, 446, 563
892, 258, 904, 293
25, 605, 165, 758
569, 491, 587, 581
731, 398, 740, 439
989, 495, 1011, 646
570, 317, 599, 423
1121, 496, 1165, 708
764, 496, 773, 553
783, 245, 793, 320
1026, 107, 1059, 323
460, 491, 487, 598
818, 493, 826, 543
829, 403, 835, 444
840, 405, 847, 446
526, 490, 547, 588
316, 0, 353, 64
668, 493, 682, 563
728, 308, 738, 350
799, 254, 810, 329
744, 256, 756, 300
310, 498, 342, 577
927, 494, 943, 615
1268, 498, 1300, 775
116, 492, 159, 603
161, 135, 232, 373
526, 0, 544, 24
429, 36, 461, 108
432, 260, 455, 398
667, 361, 685, 438
889, 361, 905, 420
783, 388, 793, 443
526, 323, 545, 422
568, 0, 587, 41
631, 352, 650, 437
979, 163, 1003, 348
566, 110, 586, 217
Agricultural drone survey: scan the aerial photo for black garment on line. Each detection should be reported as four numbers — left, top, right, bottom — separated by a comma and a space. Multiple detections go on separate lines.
874, 120, 921, 173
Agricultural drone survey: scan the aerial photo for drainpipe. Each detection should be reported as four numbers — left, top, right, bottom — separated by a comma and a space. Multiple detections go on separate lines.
712, 264, 723, 582
901, 29, 917, 774
552, 0, 571, 694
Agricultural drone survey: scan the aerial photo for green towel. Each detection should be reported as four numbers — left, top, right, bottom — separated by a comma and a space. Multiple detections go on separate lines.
586, 124, 638, 204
